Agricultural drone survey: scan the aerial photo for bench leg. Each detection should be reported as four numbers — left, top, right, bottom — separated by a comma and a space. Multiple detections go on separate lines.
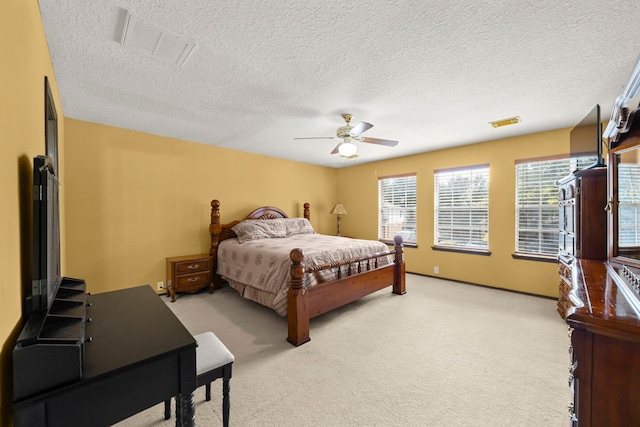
174, 395, 180, 426
164, 399, 171, 420
205, 382, 211, 401
222, 375, 230, 427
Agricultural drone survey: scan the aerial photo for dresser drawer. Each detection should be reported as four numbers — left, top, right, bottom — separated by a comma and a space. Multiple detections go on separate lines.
558, 259, 574, 320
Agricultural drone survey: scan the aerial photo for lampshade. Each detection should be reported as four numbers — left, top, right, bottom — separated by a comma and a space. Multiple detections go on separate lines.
338, 142, 357, 157
330, 203, 347, 215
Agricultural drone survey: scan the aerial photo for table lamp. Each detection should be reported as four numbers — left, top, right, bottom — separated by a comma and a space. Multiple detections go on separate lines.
330, 203, 347, 236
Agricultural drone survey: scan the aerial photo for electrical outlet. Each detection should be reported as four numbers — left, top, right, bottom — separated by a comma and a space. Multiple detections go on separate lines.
157, 281, 164, 290
434, 266, 439, 274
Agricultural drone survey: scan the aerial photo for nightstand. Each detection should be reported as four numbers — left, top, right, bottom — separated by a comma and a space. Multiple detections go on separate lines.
165, 254, 214, 302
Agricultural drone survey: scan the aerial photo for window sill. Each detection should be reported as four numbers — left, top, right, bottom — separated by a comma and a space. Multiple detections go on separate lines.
511, 253, 557, 263
381, 239, 417, 249
431, 245, 491, 256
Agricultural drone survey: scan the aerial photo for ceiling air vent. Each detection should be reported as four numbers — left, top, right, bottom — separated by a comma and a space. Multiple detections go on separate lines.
489, 116, 521, 128
120, 11, 195, 67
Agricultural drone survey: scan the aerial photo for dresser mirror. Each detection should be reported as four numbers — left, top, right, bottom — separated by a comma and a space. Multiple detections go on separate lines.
612, 141, 640, 262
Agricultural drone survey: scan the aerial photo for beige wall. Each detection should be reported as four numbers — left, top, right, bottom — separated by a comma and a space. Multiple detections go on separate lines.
336, 129, 569, 297
0, 0, 64, 424
63, 119, 339, 294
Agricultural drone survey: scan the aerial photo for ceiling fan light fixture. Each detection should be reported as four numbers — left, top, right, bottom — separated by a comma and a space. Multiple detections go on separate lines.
338, 142, 357, 157
489, 116, 521, 128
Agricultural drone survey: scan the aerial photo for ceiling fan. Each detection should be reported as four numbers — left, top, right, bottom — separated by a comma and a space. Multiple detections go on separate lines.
295, 114, 399, 158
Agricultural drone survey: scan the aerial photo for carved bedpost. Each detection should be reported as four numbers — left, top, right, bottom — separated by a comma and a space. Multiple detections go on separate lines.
392, 235, 406, 295
303, 202, 310, 221
210, 199, 224, 289
210, 199, 221, 256
287, 248, 310, 346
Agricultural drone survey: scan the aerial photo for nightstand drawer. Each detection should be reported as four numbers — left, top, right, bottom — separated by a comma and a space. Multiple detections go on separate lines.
175, 271, 210, 292
175, 258, 210, 275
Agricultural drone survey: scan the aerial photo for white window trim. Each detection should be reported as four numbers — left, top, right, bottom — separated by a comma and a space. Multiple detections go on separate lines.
378, 173, 417, 245
514, 155, 598, 258
434, 165, 489, 252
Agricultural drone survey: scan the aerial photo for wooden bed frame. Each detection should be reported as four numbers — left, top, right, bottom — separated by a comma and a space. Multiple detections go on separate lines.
209, 199, 406, 346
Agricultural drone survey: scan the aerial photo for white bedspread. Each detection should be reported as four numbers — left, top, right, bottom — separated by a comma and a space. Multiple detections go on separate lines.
217, 234, 392, 315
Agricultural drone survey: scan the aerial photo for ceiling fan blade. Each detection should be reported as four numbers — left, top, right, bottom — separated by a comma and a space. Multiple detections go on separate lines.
349, 121, 373, 137
360, 137, 399, 147
330, 143, 341, 154
293, 137, 335, 140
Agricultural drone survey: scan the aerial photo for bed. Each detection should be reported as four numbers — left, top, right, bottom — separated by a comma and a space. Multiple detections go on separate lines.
209, 199, 406, 346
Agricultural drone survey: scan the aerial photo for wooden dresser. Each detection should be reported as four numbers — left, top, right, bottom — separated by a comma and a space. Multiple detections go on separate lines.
166, 254, 214, 302
556, 167, 607, 319
557, 102, 640, 425
565, 260, 640, 426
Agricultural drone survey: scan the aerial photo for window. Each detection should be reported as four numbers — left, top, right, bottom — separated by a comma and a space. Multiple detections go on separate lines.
515, 156, 597, 256
618, 163, 640, 248
378, 173, 417, 245
434, 165, 489, 251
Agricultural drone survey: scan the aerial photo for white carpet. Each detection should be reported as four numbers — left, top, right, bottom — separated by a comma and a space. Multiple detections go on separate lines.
114, 274, 571, 426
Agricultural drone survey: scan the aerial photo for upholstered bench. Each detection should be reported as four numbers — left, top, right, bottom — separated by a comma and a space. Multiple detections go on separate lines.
164, 331, 234, 426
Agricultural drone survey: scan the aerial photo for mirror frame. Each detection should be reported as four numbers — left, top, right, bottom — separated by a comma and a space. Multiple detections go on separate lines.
609, 135, 640, 267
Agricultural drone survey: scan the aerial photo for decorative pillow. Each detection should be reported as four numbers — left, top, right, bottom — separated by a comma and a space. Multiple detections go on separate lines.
232, 218, 315, 243
283, 218, 315, 236
232, 220, 287, 243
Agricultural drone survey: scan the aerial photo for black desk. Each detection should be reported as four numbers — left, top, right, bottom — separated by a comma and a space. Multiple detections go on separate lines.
13, 285, 197, 427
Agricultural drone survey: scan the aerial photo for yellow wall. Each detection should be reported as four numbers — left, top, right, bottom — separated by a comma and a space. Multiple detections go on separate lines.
0, 1, 573, 423
0, 0, 64, 424
336, 129, 569, 297
64, 121, 568, 298
64, 119, 339, 294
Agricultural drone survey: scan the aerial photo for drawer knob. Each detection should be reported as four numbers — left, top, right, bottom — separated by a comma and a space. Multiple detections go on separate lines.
188, 277, 200, 283
187, 264, 200, 270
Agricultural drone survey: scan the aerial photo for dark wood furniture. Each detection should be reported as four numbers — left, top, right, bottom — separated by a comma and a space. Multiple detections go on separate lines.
165, 331, 234, 427
566, 260, 640, 426
13, 285, 197, 427
556, 167, 607, 319
558, 103, 640, 425
166, 254, 214, 302
209, 199, 406, 346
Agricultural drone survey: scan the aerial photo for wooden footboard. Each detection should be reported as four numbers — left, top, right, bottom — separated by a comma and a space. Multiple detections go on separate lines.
287, 235, 406, 346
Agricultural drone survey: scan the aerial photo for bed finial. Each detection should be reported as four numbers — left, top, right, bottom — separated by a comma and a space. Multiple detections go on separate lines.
303, 202, 310, 220
211, 199, 221, 224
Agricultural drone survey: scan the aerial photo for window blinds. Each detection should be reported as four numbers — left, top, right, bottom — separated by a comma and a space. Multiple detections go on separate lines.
378, 174, 417, 244
434, 166, 489, 250
618, 163, 640, 247
515, 156, 597, 256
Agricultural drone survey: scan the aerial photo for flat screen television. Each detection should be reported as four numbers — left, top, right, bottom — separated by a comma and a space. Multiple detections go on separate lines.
570, 104, 606, 170
31, 155, 61, 313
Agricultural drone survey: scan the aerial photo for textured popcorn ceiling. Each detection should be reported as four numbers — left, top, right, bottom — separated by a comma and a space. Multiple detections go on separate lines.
39, 0, 640, 168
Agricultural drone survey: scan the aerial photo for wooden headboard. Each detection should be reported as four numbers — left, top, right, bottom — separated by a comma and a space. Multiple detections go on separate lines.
245, 205, 289, 220
209, 199, 311, 255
